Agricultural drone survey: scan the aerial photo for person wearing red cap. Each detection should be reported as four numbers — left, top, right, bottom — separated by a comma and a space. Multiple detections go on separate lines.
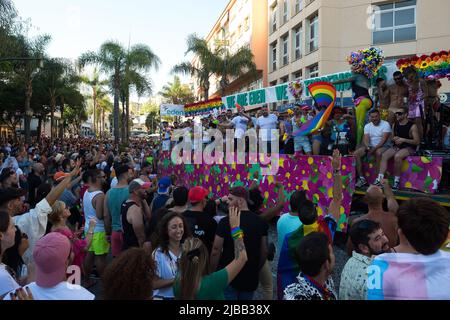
210, 186, 269, 300
4, 232, 94, 300
183, 186, 217, 254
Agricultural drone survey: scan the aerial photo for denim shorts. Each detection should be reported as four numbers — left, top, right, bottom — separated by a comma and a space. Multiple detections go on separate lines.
294, 136, 312, 153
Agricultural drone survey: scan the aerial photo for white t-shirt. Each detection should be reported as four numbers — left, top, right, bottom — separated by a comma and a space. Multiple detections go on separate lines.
257, 114, 279, 141
3, 282, 95, 300
0, 264, 20, 298
232, 116, 249, 139
162, 131, 171, 151
153, 248, 180, 299
364, 120, 391, 147
13, 198, 52, 264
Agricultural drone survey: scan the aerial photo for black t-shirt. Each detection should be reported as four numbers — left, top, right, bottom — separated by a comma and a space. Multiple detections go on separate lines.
216, 210, 269, 292
27, 173, 43, 207
183, 210, 217, 254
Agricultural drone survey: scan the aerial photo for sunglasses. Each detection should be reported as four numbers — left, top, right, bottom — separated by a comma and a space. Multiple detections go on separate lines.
395, 112, 404, 116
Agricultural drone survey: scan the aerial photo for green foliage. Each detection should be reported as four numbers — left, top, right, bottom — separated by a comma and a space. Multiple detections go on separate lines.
159, 76, 195, 105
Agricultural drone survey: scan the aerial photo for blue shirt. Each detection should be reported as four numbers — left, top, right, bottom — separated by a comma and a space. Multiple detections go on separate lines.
276, 213, 302, 252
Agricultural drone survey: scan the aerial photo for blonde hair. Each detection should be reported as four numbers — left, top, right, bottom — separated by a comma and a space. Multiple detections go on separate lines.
49, 200, 66, 225
178, 237, 209, 300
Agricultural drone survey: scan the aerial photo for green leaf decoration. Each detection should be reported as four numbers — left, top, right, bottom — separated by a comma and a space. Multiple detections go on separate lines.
411, 164, 423, 173
424, 176, 433, 188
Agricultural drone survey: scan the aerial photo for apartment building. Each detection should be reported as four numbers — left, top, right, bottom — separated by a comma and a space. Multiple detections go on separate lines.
267, 0, 450, 94
194, 0, 268, 99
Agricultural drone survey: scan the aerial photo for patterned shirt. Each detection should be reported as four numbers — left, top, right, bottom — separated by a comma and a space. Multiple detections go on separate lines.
283, 274, 337, 300
339, 251, 372, 300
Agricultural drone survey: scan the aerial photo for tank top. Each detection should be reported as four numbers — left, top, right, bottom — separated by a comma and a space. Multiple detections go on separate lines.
83, 190, 105, 233
394, 121, 416, 150
121, 201, 141, 250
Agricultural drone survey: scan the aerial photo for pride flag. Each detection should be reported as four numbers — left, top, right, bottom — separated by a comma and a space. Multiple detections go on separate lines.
367, 251, 450, 300
293, 82, 336, 137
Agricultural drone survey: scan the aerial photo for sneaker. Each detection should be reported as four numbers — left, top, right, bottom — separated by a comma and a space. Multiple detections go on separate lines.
392, 180, 400, 190
372, 179, 383, 187
355, 177, 368, 188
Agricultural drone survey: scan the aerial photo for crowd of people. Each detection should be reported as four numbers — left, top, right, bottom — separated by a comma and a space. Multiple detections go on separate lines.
0, 131, 449, 300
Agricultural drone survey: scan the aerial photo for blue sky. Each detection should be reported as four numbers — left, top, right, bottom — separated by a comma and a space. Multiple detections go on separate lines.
13, 0, 229, 100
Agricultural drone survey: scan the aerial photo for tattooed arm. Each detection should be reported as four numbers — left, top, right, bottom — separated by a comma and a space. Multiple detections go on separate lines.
224, 206, 248, 284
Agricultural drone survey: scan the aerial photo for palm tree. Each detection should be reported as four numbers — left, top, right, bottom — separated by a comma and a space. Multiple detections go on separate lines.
213, 46, 257, 96
159, 76, 195, 105
79, 42, 159, 143
172, 34, 217, 101
80, 68, 108, 136
97, 96, 113, 137
121, 44, 160, 141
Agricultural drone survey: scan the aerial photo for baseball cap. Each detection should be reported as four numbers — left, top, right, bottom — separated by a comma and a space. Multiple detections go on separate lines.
229, 186, 249, 200
54, 154, 64, 163
188, 186, 209, 203
33, 232, 71, 288
157, 177, 172, 194
0, 188, 27, 206
54, 171, 70, 182
129, 178, 151, 193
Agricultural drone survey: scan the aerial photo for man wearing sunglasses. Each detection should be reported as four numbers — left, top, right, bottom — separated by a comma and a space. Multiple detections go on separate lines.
378, 71, 408, 126
374, 106, 420, 190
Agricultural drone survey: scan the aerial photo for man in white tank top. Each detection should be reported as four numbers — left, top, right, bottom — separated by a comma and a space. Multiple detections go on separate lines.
82, 169, 109, 281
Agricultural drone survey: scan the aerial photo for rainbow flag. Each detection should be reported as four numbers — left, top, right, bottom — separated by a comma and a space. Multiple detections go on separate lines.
276, 216, 337, 300
367, 251, 450, 300
293, 82, 336, 137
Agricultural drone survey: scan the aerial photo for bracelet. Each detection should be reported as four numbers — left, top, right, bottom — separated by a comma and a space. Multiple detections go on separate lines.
231, 227, 244, 239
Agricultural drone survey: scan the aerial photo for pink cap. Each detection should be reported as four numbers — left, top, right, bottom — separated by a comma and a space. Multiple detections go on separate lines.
33, 232, 71, 288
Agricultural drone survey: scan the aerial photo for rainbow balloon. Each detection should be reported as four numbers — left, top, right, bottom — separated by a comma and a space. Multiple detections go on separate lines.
293, 82, 336, 137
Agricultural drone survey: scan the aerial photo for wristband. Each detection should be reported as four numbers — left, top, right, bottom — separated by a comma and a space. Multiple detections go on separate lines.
231, 227, 244, 239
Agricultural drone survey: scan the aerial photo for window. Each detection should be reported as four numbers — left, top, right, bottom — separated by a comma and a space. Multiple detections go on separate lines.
280, 76, 289, 84
372, 0, 416, 44
271, 4, 277, 32
292, 70, 303, 80
271, 41, 278, 71
282, 35, 289, 66
307, 64, 319, 78
293, 25, 302, 60
294, 0, 303, 14
270, 80, 278, 87
283, 0, 289, 24
238, 25, 242, 38
245, 17, 250, 31
308, 14, 319, 53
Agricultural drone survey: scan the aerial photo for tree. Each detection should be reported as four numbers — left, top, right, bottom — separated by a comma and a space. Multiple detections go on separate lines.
145, 111, 160, 134
213, 45, 257, 96
64, 103, 87, 136
13, 33, 51, 143
97, 96, 113, 137
172, 34, 217, 100
80, 68, 108, 136
159, 76, 195, 105
79, 41, 159, 144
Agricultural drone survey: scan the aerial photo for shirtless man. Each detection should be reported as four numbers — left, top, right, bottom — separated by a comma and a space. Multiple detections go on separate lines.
378, 71, 408, 126
347, 180, 399, 255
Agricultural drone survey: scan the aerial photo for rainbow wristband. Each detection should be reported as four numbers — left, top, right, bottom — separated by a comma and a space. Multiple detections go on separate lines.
231, 227, 244, 239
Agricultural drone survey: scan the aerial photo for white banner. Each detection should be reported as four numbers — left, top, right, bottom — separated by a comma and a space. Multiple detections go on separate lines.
160, 104, 185, 116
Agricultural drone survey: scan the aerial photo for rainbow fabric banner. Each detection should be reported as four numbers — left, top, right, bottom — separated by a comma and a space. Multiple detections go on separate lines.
293, 82, 336, 137
184, 97, 225, 117
397, 50, 450, 80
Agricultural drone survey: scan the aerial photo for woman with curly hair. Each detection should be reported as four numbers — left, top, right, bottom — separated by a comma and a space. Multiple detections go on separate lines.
102, 247, 156, 300
152, 211, 190, 300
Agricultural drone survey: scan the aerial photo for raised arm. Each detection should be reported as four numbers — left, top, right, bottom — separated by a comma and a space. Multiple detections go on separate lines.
45, 160, 81, 206
328, 149, 343, 222
260, 182, 286, 222
224, 207, 248, 284
382, 179, 399, 213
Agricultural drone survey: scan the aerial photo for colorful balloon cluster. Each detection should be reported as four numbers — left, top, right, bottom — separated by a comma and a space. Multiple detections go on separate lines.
184, 97, 225, 117
347, 47, 385, 79
396, 50, 450, 80
288, 80, 303, 100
